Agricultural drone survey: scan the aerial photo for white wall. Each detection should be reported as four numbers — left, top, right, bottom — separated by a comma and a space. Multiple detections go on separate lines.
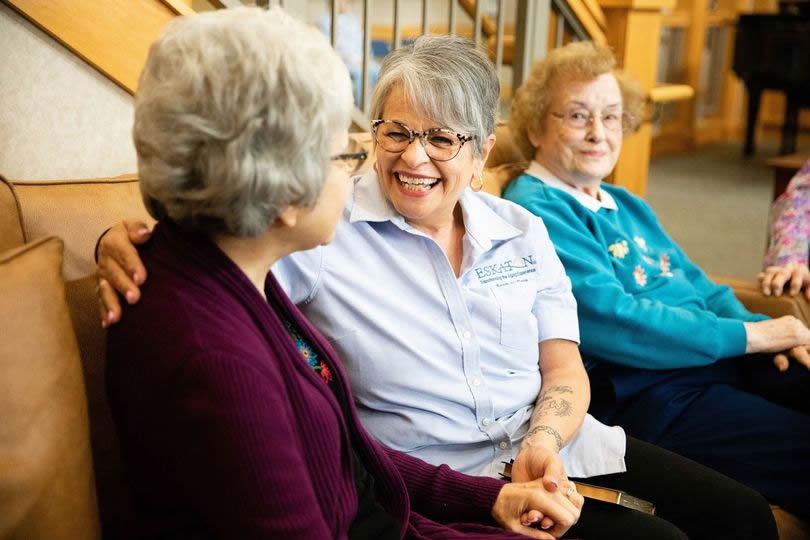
0, 3, 137, 181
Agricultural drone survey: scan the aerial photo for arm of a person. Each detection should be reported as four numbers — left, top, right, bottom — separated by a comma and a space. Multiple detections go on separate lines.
528, 198, 747, 369
94, 220, 325, 325
510, 340, 589, 487
763, 165, 810, 269
123, 351, 333, 539
381, 446, 581, 538
381, 446, 505, 523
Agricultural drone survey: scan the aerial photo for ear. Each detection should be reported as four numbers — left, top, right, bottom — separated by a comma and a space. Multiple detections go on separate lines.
527, 125, 543, 149
275, 206, 301, 229
477, 133, 497, 172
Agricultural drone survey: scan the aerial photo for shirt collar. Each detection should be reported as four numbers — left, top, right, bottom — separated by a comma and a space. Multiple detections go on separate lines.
349, 169, 522, 248
524, 160, 618, 213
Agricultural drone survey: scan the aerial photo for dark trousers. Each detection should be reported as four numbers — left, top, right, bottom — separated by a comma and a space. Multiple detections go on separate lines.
567, 437, 777, 540
592, 355, 810, 521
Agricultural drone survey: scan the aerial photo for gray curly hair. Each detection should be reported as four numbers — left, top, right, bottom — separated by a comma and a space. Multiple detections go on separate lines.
134, 7, 353, 236
369, 35, 500, 158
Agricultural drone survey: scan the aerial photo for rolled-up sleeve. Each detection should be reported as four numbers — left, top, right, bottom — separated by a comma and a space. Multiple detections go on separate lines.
530, 218, 580, 344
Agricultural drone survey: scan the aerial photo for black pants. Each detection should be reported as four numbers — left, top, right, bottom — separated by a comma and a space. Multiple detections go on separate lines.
566, 437, 777, 540
592, 356, 810, 519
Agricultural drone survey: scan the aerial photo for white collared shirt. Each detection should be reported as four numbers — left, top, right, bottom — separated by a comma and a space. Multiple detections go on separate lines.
525, 161, 618, 212
273, 170, 626, 478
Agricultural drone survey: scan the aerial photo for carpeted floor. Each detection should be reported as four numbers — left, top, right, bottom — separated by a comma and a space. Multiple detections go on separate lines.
646, 142, 781, 280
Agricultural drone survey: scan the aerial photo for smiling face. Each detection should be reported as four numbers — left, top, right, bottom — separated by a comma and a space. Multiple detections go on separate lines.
374, 84, 494, 231
531, 72, 623, 187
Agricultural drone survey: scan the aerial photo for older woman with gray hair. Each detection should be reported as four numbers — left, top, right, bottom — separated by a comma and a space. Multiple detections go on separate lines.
100, 26, 773, 539
107, 8, 593, 539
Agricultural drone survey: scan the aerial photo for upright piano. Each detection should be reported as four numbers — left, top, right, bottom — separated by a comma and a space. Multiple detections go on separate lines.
732, 14, 810, 156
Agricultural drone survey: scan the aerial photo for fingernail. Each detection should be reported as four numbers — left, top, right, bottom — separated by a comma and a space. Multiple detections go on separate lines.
138, 228, 149, 236
126, 290, 136, 303
549, 477, 559, 489
108, 310, 115, 322
541, 523, 552, 530
132, 272, 142, 284
101, 319, 107, 328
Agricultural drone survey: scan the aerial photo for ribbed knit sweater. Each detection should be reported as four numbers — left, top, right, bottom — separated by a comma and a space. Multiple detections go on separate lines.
106, 221, 524, 539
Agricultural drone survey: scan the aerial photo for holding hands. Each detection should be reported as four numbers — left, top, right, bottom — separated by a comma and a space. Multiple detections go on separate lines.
492, 476, 583, 539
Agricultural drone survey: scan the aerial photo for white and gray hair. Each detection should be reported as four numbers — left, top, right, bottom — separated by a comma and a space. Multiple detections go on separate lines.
134, 7, 353, 236
369, 35, 500, 157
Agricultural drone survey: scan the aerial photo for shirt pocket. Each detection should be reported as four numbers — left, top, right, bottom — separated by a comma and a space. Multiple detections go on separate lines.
490, 283, 538, 350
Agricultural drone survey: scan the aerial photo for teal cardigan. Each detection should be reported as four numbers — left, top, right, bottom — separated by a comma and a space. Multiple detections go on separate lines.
503, 173, 767, 379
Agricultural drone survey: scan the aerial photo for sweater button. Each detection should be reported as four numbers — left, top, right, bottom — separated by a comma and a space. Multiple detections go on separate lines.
499, 441, 509, 450
481, 417, 492, 426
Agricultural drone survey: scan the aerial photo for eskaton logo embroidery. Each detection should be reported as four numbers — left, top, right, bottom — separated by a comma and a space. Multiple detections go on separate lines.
474, 255, 537, 284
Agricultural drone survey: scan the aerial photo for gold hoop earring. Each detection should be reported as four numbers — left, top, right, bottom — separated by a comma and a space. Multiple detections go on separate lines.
471, 173, 484, 192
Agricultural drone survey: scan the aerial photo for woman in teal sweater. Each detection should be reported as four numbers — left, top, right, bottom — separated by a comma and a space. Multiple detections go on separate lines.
504, 41, 810, 520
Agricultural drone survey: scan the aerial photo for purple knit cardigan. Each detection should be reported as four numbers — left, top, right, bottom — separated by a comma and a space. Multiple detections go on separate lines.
106, 221, 525, 539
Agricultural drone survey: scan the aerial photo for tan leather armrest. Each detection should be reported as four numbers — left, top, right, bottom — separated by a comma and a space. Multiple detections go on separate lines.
713, 275, 810, 326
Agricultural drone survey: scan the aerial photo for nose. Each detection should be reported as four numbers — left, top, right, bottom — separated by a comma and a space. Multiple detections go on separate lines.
400, 134, 431, 166
585, 115, 606, 143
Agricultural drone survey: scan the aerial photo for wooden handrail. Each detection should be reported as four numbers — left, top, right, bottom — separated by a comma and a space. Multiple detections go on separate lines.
6, 0, 188, 95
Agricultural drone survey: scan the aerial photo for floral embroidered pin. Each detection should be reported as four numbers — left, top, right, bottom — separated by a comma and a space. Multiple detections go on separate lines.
633, 265, 647, 287
608, 240, 630, 259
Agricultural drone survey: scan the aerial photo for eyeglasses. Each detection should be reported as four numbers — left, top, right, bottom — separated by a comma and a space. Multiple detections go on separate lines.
550, 109, 624, 132
330, 150, 368, 175
371, 119, 475, 162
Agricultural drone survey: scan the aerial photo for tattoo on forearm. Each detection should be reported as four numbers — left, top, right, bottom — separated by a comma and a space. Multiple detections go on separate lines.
524, 425, 563, 451
535, 385, 574, 417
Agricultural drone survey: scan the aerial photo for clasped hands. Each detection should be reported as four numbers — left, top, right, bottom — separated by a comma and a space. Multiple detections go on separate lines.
492, 437, 583, 539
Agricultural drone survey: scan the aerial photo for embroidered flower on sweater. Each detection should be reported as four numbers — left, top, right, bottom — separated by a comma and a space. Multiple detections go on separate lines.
284, 318, 332, 386
633, 236, 648, 251
658, 254, 673, 277
608, 240, 630, 259
319, 363, 333, 384
633, 265, 647, 287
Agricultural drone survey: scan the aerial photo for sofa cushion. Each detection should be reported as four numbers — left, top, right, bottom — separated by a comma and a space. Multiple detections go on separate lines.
0, 237, 100, 539
12, 175, 152, 281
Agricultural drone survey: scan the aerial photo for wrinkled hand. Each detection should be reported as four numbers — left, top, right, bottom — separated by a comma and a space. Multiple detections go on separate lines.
773, 345, 810, 372
744, 316, 810, 354
759, 264, 810, 300
492, 479, 583, 539
96, 220, 152, 327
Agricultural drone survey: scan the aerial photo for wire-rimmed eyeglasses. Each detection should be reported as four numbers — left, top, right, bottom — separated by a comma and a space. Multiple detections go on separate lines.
550, 108, 625, 132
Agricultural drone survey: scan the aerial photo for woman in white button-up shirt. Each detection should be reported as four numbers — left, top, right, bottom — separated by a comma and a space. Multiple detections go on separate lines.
96, 34, 773, 539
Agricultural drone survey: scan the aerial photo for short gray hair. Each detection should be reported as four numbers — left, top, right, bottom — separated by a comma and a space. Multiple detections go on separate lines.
370, 35, 499, 157
134, 7, 353, 236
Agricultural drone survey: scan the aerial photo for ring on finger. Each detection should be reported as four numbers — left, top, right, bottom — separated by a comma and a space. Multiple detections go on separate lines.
565, 483, 576, 499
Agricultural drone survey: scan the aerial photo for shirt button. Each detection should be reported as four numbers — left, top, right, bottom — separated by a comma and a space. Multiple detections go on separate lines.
462, 330, 472, 339
482, 417, 492, 427
472, 378, 481, 387
499, 441, 509, 450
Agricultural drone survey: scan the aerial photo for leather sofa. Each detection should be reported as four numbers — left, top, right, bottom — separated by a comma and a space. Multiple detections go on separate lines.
0, 130, 807, 538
